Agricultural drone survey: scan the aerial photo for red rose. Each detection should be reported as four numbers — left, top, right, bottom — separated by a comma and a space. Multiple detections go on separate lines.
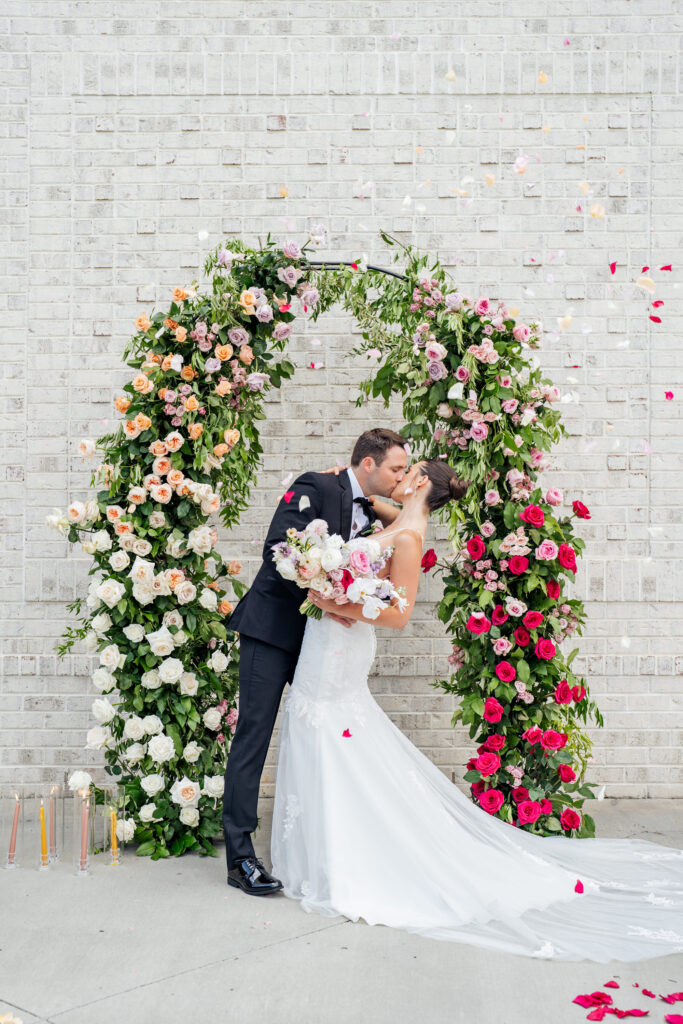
466, 613, 491, 634
560, 807, 582, 831
341, 569, 354, 591
474, 752, 501, 777
517, 800, 542, 825
513, 626, 530, 647
572, 500, 591, 519
523, 611, 544, 629
477, 788, 505, 814
571, 684, 586, 702
522, 726, 543, 745
484, 733, 506, 751
494, 660, 516, 682
519, 504, 545, 528
535, 637, 556, 660
554, 679, 573, 704
540, 729, 567, 751
491, 604, 509, 625
558, 543, 577, 573
508, 555, 529, 575
546, 579, 561, 599
511, 786, 529, 804
539, 798, 553, 814
466, 535, 486, 560
483, 697, 504, 723
421, 548, 437, 573
467, 757, 478, 771
471, 781, 486, 797
558, 764, 576, 782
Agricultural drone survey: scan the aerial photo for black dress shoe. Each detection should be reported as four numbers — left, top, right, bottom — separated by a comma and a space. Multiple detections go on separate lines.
227, 856, 283, 896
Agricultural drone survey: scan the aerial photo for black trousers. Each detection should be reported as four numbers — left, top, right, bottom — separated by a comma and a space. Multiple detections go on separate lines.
222, 634, 300, 870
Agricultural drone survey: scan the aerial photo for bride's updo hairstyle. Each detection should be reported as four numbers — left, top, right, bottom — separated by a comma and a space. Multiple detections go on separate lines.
418, 460, 470, 512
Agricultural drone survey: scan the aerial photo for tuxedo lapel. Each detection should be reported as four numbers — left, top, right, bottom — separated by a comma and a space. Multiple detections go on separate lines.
338, 470, 353, 540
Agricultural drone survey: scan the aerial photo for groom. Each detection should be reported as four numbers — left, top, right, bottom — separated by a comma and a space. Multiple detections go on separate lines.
222, 427, 408, 895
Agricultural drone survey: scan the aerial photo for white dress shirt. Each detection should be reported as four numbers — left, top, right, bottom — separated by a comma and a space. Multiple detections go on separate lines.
347, 467, 370, 538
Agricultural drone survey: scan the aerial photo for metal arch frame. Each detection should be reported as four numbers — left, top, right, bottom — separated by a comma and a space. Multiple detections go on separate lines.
306, 260, 407, 282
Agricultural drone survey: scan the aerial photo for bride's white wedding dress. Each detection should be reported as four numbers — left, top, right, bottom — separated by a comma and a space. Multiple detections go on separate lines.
270, 613, 683, 962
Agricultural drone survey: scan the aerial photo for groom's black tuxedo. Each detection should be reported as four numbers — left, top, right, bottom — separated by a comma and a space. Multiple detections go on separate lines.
222, 470, 377, 870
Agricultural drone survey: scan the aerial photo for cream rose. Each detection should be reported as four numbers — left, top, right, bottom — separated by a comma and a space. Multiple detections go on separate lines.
122, 623, 145, 643
175, 580, 197, 605
198, 588, 218, 611
148, 511, 167, 528
157, 657, 184, 684
179, 807, 199, 827
91, 612, 112, 634
170, 777, 201, 808
123, 741, 146, 763
128, 556, 155, 584
138, 803, 158, 823
109, 550, 130, 572
187, 525, 213, 555
148, 733, 176, 763
86, 725, 111, 750
142, 714, 163, 735
162, 610, 184, 630
99, 644, 124, 670
145, 625, 175, 657
132, 582, 156, 606
92, 667, 116, 693
202, 775, 224, 799
123, 716, 146, 741
202, 707, 223, 731
91, 529, 112, 552
140, 668, 162, 690
133, 538, 153, 557
140, 774, 165, 796
209, 650, 228, 673
183, 741, 203, 764
179, 671, 199, 696
95, 578, 126, 609
116, 818, 136, 842
68, 770, 93, 792
91, 697, 115, 724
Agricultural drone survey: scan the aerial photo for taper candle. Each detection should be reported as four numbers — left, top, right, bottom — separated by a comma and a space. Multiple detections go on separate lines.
39, 800, 48, 867
7, 795, 20, 867
110, 809, 119, 863
49, 789, 56, 859
79, 790, 89, 872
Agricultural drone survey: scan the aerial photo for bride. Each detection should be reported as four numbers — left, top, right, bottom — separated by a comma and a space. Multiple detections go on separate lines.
270, 458, 683, 963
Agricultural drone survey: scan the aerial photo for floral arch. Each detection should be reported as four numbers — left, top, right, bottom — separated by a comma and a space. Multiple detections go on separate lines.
52, 231, 602, 858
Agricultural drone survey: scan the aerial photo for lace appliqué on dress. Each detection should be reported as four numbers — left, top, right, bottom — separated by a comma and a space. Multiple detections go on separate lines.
284, 687, 368, 729
626, 924, 683, 947
282, 793, 302, 841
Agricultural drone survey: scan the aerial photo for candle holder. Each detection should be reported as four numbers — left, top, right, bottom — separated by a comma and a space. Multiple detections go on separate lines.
2, 788, 24, 869
105, 785, 125, 867
72, 787, 92, 876
47, 783, 64, 863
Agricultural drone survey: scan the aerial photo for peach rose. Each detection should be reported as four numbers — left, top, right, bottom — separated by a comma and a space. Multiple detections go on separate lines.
164, 431, 184, 453
107, 505, 124, 524
134, 413, 151, 431
153, 456, 172, 476
215, 344, 233, 361
175, 326, 187, 343
145, 350, 162, 364
114, 395, 131, 414
172, 288, 188, 303
150, 484, 172, 504
167, 469, 184, 488
206, 580, 220, 591
164, 318, 178, 330
224, 428, 240, 447
165, 569, 185, 590
132, 373, 154, 395
227, 560, 242, 576
238, 345, 254, 365
180, 366, 195, 381
143, 474, 162, 489
239, 289, 257, 312
201, 494, 220, 514
114, 521, 134, 536
124, 420, 142, 439
215, 379, 232, 396
177, 481, 192, 496
218, 600, 234, 616
184, 395, 199, 412
135, 314, 151, 332
148, 440, 168, 457
188, 423, 203, 441
127, 487, 147, 504
213, 443, 229, 457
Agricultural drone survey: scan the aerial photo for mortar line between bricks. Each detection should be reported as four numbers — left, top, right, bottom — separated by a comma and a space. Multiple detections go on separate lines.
46, 918, 351, 1020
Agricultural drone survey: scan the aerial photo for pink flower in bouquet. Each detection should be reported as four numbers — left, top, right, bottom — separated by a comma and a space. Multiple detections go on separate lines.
282, 239, 302, 259
558, 543, 577, 572
493, 637, 513, 656
501, 398, 519, 414
535, 638, 556, 660
491, 605, 508, 625
535, 539, 558, 561
272, 322, 292, 341
558, 764, 576, 782
470, 422, 489, 441
512, 323, 531, 343
539, 798, 552, 814
481, 520, 496, 537
554, 680, 573, 704
484, 734, 506, 751
466, 535, 486, 560
495, 661, 516, 682
545, 488, 563, 506
348, 549, 370, 574
425, 341, 447, 362
519, 504, 544, 527
522, 726, 543, 745
484, 489, 501, 506
455, 365, 470, 382
511, 786, 529, 803
508, 555, 529, 575
522, 611, 544, 629
466, 613, 491, 634
474, 296, 491, 316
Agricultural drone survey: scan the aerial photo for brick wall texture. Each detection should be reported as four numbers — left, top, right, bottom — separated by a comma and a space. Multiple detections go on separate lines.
1, 1, 682, 802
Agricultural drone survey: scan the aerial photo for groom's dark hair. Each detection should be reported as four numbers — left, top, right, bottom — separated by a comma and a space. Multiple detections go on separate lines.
350, 428, 406, 467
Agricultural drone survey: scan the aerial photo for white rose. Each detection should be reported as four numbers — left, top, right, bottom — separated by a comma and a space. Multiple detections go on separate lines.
202, 775, 224, 799
67, 501, 87, 524
364, 539, 381, 562
145, 625, 175, 657
187, 525, 213, 555
82, 630, 99, 652
138, 803, 158, 823
82, 539, 97, 555
142, 714, 163, 735
320, 547, 343, 572
132, 581, 156, 606
123, 716, 145, 741
198, 588, 217, 611
128, 556, 155, 584
78, 437, 96, 457
86, 725, 112, 750
122, 623, 145, 643
85, 499, 100, 522
179, 807, 199, 827
166, 535, 186, 558
133, 538, 153, 556
116, 818, 136, 842
123, 742, 146, 764
95, 578, 125, 609
162, 610, 184, 630
149, 511, 166, 528
92, 667, 116, 693
171, 629, 188, 647
170, 777, 201, 807
202, 707, 223, 731
141, 668, 162, 690
179, 671, 199, 696
152, 573, 172, 597
68, 770, 93, 792
148, 733, 176, 763
109, 550, 130, 572
91, 612, 112, 634
275, 557, 298, 581
140, 773, 165, 796
99, 643, 123, 670
158, 657, 184, 684
91, 697, 116, 724
91, 529, 112, 552
183, 741, 203, 764
447, 381, 464, 401
119, 533, 137, 552
210, 650, 228, 673
175, 580, 197, 605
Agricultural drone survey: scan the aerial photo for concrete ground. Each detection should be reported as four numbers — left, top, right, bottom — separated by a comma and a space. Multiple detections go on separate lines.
2, 799, 683, 1024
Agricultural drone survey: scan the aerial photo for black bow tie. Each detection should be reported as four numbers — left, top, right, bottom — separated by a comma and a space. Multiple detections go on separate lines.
353, 496, 374, 517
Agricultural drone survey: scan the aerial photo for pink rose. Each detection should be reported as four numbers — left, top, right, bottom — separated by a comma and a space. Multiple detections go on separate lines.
558, 764, 576, 782
481, 521, 495, 537
535, 539, 558, 561
501, 398, 519, 414
348, 549, 370, 574
493, 637, 513, 656
484, 489, 501, 505
512, 323, 531, 343
558, 543, 577, 573
534, 638, 556, 660
517, 800, 542, 825
560, 808, 581, 831
477, 789, 504, 814
455, 366, 470, 382
495, 660, 516, 682
522, 726, 543, 745
425, 341, 447, 362
545, 488, 563, 506
474, 752, 501, 777
474, 296, 491, 316
519, 504, 544, 528
466, 613, 491, 635
483, 697, 504, 723
540, 729, 567, 751
470, 422, 489, 442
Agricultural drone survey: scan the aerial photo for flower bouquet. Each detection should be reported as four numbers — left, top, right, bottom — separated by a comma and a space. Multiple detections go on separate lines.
272, 519, 407, 620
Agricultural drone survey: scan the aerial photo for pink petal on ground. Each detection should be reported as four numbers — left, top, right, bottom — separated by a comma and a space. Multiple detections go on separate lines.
604, 982, 620, 989
587, 1010, 608, 1022
664, 1016, 683, 1024
659, 264, 672, 271
342, 728, 352, 737
642, 991, 656, 999
575, 879, 584, 893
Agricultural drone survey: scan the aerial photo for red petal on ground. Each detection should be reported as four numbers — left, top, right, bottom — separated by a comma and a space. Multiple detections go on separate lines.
575, 880, 584, 893
282, 491, 295, 503
664, 1016, 683, 1024
342, 728, 352, 737
574, 996, 599, 1008
587, 1010, 608, 1021
604, 982, 620, 988
642, 991, 656, 998
626, 1012, 650, 1018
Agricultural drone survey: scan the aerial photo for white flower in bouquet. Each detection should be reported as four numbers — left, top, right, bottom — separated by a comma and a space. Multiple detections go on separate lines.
179, 807, 199, 827
179, 671, 199, 695
170, 777, 201, 808
68, 770, 93, 792
141, 668, 162, 690
118, 533, 137, 552
86, 725, 112, 750
92, 667, 116, 693
306, 519, 328, 538
346, 577, 379, 603
275, 557, 298, 581
46, 508, 69, 535
133, 538, 153, 557
202, 707, 223, 731
123, 716, 146, 741
320, 547, 344, 572
162, 610, 184, 630
359, 596, 385, 620
148, 733, 175, 763
116, 818, 136, 842
91, 697, 116, 724
308, 577, 334, 599
142, 715, 163, 736
91, 612, 112, 634
99, 643, 124, 670
198, 588, 218, 611
139, 803, 159, 823
171, 628, 189, 646
210, 650, 229, 673
122, 742, 146, 764
109, 550, 130, 571
151, 573, 172, 597
166, 534, 186, 558
128, 556, 155, 584
187, 524, 213, 555
132, 581, 156, 606
183, 741, 203, 764
175, 580, 197, 605
122, 623, 145, 643
158, 657, 184, 685
202, 775, 224, 798
91, 529, 112, 552
82, 630, 99, 652
95, 578, 125, 609
140, 773, 165, 797
145, 625, 175, 657
298, 551, 322, 578
67, 501, 87, 525
149, 510, 167, 528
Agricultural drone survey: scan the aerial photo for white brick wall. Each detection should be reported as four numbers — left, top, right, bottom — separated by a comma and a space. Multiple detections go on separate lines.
2, 1, 682, 800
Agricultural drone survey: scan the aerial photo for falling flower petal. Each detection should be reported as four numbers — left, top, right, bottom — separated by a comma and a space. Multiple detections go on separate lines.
639, 439, 652, 454
557, 314, 573, 330
278, 186, 289, 198
197, 230, 209, 241
636, 276, 656, 292
665, 391, 673, 400
621, 636, 632, 648
563, 36, 571, 45
660, 264, 672, 271
485, 173, 496, 186
309, 361, 323, 369
579, 181, 592, 195
537, 70, 548, 83
342, 728, 352, 737
590, 203, 605, 218
574, 879, 584, 893
652, 299, 664, 307
444, 69, 457, 82
298, 495, 310, 512
514, 154, 528, 174
282, 491, 294, 504
641, 265, 650, 273
367, 348, 382, 359
281, 472, 294, 488
649, 315, 662, 322
609, 261, 617, 274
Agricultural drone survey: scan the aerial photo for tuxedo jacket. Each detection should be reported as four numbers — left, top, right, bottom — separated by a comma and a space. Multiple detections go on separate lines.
226, 471, 377, 654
